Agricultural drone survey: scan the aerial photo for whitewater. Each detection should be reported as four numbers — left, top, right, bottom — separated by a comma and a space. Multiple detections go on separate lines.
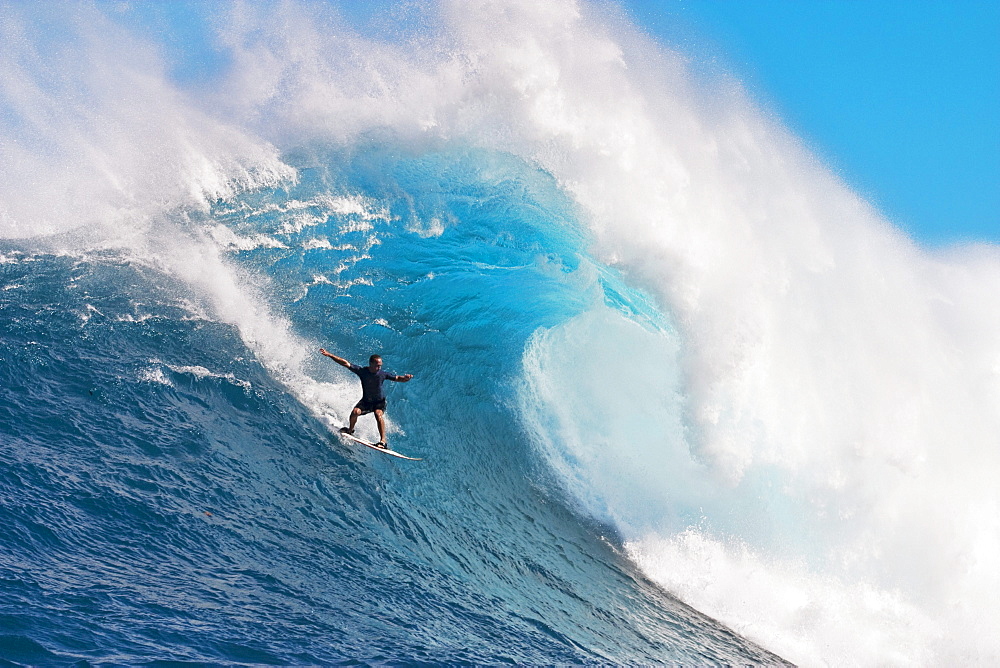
1, 1, 998, 665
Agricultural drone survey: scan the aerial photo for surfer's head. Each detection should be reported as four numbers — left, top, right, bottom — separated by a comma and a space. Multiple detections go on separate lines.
369, 354, 383, 371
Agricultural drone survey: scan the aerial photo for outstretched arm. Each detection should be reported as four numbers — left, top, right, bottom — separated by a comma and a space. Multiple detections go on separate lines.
392, 374, 414, 382
319, 348, 351, 368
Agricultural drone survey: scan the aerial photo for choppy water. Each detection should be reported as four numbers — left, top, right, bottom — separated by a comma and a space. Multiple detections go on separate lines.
0, 145, 784, 665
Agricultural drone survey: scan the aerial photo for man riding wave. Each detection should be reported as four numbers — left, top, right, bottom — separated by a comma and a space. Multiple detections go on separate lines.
319, 349, 413, 449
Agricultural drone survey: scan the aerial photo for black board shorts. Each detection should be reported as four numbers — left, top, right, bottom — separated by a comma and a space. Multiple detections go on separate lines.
355, 397, 387, 414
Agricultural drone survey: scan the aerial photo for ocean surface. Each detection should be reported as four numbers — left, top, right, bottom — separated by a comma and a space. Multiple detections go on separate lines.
2, 2, 999, 666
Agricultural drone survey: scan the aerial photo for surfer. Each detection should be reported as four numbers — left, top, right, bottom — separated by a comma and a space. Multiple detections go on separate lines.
319, 349, 413, 449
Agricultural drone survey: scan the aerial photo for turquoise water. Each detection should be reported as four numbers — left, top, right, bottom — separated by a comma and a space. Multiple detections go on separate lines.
0, 145, 782, 664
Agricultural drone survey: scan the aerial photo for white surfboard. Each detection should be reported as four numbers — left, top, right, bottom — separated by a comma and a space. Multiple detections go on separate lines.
337, 429, 422, 461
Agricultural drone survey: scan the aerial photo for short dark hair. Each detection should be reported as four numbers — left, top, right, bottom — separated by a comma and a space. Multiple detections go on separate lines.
369, 354, 382, 365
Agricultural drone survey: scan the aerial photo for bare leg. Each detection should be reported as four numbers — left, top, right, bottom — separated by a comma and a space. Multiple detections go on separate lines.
348, 406, 361, 432
374, 409, 386, 446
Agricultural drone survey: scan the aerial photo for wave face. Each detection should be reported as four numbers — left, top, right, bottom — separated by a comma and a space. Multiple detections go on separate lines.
1, 143, 781, 665
2, 1, 998, 665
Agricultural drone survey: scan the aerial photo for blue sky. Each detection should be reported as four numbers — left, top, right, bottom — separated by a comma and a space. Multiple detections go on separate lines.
622, 0, 1000, 246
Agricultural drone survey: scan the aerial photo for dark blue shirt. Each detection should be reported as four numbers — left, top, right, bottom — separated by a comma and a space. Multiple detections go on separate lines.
348, 363, 394, 401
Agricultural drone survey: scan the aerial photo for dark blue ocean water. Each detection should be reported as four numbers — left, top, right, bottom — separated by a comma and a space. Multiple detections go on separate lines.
0, 145, 785, 665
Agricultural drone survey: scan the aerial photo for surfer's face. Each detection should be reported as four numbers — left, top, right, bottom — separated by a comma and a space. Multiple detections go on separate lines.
369, 358, 382, 372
